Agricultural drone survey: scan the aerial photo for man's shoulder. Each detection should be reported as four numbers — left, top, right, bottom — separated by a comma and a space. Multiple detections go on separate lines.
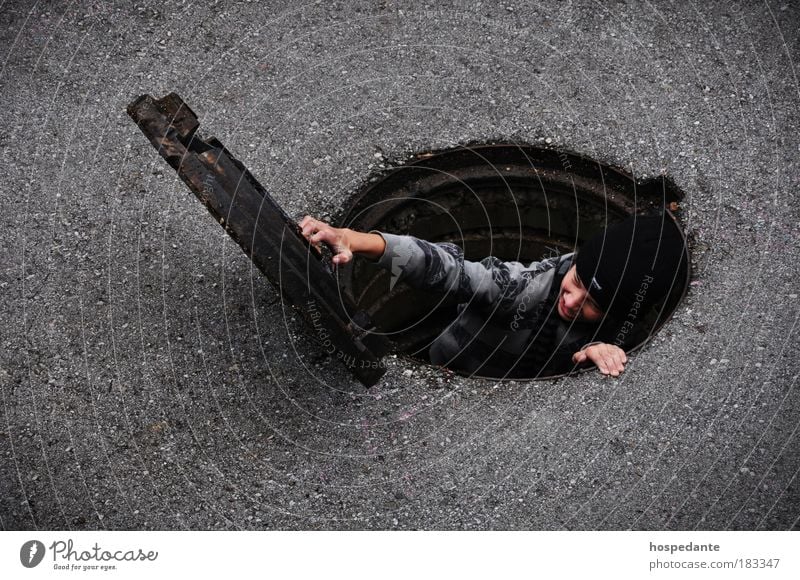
556, 252, 575, 273
530, 251, 574, 276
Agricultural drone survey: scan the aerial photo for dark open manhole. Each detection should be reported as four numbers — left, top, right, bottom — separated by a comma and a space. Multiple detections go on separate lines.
339, 143, 690, 380
128, 93, 689, 385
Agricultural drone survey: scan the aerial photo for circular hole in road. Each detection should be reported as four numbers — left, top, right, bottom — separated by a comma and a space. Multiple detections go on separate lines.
338, 143, 690, 380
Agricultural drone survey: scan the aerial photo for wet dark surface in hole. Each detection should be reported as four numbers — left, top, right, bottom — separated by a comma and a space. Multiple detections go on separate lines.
339, 144, 689, 379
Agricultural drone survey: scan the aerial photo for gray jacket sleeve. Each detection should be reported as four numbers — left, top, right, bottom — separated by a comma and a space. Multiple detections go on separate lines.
367, 231, 565, 317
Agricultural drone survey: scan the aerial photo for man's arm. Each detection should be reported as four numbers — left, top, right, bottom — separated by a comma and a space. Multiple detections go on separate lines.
299, 215, 385, 263
299, 215, 555, 313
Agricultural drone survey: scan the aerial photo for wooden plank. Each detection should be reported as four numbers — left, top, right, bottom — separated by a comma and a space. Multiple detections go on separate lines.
127, 93, 391, 387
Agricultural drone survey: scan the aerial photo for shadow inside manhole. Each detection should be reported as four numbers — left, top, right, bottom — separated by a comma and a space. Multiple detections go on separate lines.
338, 143, 690, 380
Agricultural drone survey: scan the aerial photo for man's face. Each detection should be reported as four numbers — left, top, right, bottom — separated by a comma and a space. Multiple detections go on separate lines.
557, 265, 603, 322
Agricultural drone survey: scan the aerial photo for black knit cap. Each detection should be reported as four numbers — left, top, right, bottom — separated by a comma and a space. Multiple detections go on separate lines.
575, 213, 686, 320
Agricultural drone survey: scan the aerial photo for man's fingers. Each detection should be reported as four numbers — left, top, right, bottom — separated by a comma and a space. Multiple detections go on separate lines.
580, 344, 628, 377
301, 220, 316, 238
311, 229, 336, 245
608, 357, 620, 376
299, 215, 315, 232
300, 216, 327, 240
299, 217, 353, 265
603, 355, 618, 376
601, 346, 624, 373
300, 217, 333, 256
604, 353, 619, 375
611, 351, 625, 375
591, 349, 608, 374
332, 250, 353, 265
613, 349, 627, 372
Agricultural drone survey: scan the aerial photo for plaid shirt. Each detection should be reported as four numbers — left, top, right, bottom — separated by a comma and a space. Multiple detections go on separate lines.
370, 232, 600, 377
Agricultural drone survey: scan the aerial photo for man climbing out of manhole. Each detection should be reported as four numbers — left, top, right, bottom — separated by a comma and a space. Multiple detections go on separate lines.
299, 213, 686, 378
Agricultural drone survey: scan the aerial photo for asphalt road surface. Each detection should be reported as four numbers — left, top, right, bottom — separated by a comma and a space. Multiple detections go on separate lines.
1, 0, 798, 530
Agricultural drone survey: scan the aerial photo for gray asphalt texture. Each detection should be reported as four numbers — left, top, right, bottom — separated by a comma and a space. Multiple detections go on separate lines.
1, 0, 798, 530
